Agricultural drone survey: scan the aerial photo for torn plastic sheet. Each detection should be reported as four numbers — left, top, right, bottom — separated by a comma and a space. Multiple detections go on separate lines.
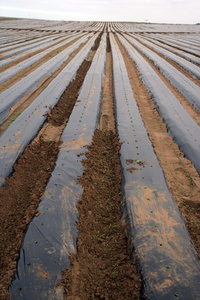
124, 33, 200, 111
110, 33, 200, 299
8, 33, 107, 299
0, 33, 98, 187
0, 32, 89, 124
117, 33, 200, 175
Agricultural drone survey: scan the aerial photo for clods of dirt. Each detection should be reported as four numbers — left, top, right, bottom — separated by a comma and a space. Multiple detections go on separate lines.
58, 129, 141, 299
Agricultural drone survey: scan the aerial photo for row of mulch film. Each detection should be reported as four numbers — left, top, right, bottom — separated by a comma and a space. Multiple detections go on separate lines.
0, 33, 103, 300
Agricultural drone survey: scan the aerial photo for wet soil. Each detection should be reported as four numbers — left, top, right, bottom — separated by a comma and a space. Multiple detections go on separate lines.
58, 130, 141, 300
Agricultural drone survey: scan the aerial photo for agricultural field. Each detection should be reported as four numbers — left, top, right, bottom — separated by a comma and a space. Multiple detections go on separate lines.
0, 18, 200, 299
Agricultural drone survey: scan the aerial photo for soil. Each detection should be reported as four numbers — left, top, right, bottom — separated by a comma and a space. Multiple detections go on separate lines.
47, 60, 91, 127
0, 34, 76, 76
58, 34, 141, 299
58, 129, 141, 300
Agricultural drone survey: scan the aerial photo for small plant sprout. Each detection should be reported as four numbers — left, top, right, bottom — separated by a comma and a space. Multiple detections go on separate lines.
174, 293, 179, 297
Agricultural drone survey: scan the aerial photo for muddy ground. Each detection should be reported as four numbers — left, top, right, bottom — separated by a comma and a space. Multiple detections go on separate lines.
0, 30, 199, 299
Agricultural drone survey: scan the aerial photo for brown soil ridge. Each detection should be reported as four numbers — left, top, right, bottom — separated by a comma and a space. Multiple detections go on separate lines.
116, 33, 200, 258
47, 32, 103, 127
59, 130, 141, 300
58, 35, 141, 300
47, 60, 91, 127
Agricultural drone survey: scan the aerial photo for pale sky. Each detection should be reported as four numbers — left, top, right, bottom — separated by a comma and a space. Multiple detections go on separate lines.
0, 0, 199, 24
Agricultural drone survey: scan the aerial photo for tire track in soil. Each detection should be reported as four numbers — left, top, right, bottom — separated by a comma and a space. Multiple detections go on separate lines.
58, 34, 141, 300
115, 33, 200, 258
0, 32, 102, 300
122, 33, 200, 126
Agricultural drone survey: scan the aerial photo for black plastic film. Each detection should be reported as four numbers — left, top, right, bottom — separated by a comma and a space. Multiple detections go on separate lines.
110, 32, 200, 300
0, 32, 89, 124
130, 33, 200, 79
0, 33, 62, 61
147, 33, 200, 57
117, 33, 200, 175
0, 33, 98, 187
124, 33, 200, 110
139, 33, 200, 65
8, 33, 107, 299
0, 33, 79, 84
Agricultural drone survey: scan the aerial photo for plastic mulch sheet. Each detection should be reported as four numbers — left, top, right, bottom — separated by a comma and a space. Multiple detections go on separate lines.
111, 32, 200, 300
117, 33, 200, 176
0, 33, 98, 187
